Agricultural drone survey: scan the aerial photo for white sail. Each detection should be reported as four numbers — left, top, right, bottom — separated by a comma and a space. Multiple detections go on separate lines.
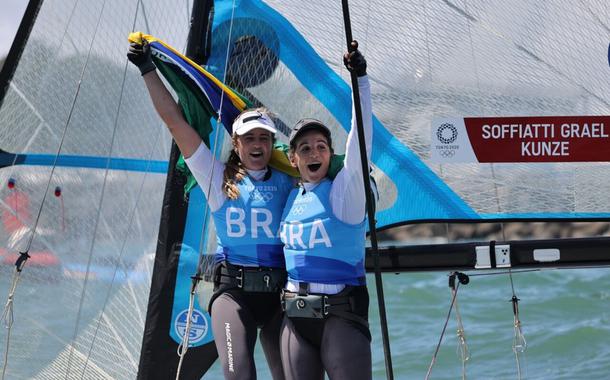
0, 0, 190, 378
1, 0, 610, 379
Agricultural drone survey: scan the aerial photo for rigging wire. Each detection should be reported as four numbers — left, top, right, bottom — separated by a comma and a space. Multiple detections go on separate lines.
508, 270, 527, 380
425, 267, 534, 380
580, 0, 610, 34
444, 224, 470, 376
422, 0, 433, 82
439, 0, 610, 108
0, 0, 81, 303
176, 1, 237, 377
76, 0, 151, 376
436, 267, 531, 379
82, 128, 162, 376
425, 271, 470, 380
58, 0, 138, 377
499, 223, 528, 378
463, 0, 481, 91
452, 282, 470, 379
1, 252, 28, 380
0, 0, 87, 378
463, 0, 509, 228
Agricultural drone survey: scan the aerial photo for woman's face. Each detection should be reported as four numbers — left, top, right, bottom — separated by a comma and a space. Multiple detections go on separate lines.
234, 128, 274, 170
290, 130, 331, 183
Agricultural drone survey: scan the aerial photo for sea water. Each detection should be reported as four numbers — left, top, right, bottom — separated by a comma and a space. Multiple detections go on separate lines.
204, 268, 610, 379
1, 264, 608, 379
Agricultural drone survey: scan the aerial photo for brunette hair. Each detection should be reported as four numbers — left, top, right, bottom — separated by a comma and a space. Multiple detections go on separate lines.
288, 130, 334, 155
222, 107, 275, 199
222, 134, 248, 200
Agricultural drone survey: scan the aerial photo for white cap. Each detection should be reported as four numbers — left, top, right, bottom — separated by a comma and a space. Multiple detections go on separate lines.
232, 110, 277, 135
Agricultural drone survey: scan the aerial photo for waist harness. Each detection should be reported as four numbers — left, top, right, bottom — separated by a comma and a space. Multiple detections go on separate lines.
281, 283, 369, 328
213, 262, 287, 293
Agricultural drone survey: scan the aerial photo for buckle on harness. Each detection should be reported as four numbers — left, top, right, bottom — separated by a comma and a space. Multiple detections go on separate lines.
238, 267, 286, 292
216, 263, 286, 292
236, 268, 244, 288
282, 292, 330, 319
295, 295, 329, 316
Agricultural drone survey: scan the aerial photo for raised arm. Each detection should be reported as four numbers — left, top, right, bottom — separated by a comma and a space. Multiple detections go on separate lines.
128, 41, 201, 158
128, 41, 226, 211
331, 43, 372, 224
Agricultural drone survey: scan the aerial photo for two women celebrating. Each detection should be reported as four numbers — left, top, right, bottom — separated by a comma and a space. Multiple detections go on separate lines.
129, 37, 373, 380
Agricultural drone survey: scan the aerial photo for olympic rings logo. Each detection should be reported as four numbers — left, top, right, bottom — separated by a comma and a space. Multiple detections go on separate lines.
437, 123, 458, 144
250, 191, 274, 202
439, 150, 455, 158
291, 206, 305, 216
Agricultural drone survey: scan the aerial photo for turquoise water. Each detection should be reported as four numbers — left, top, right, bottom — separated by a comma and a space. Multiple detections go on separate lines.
2, 264, 607, 378
204, 268, 610, 379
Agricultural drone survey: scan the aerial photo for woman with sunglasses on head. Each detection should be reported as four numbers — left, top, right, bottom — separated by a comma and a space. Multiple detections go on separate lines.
279, 42, 373, 380
128, 41, 292, 380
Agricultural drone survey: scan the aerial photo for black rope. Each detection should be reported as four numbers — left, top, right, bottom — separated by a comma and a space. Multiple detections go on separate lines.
511, 295, 520, 316
340, 1, 393, 379
190, 274, 203, 295
449, 271, 470, 289
14, 251, 30, 272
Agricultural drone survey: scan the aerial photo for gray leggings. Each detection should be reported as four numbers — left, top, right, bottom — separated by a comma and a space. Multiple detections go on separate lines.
211, 291, 285, 380
280, 316, 372, 380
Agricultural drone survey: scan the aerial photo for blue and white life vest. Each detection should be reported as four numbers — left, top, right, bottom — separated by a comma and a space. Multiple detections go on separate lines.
213, 168, 293, 268
280, 179, 366, 285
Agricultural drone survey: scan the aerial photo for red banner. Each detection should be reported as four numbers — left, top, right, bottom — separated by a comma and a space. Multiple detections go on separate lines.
464, 116, 610, 162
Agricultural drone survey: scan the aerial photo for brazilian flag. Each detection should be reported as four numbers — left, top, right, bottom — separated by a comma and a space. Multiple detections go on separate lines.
128, 32, 346, 193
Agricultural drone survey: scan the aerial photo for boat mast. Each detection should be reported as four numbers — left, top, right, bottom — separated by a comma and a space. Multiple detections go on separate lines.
136, 1, 217, 379
0, 0, 44, 108
186, 0, 213, 66
340, 1, 394, 379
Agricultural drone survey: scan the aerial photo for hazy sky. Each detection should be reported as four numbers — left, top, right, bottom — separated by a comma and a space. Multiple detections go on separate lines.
1, 0, 28, 58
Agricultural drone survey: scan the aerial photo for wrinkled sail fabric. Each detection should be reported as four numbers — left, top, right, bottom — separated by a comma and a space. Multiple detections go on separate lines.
206, 0, 610, 227
4, 0, 610, 378
206, 0, 478, 228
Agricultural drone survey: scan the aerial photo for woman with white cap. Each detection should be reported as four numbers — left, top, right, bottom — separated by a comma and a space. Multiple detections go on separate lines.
128, 41, 292, 380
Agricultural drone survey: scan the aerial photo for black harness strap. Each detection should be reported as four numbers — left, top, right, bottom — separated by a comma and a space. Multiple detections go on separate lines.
282, 286, 369, 328
298, 282, 308, 296
213, 262, 286, 292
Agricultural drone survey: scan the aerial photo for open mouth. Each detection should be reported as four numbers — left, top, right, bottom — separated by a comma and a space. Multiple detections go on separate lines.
307, 163, 322, 172
250, 152, 263, 158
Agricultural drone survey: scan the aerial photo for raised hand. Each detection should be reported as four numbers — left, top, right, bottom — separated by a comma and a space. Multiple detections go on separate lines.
127, 41, 156, 76
343, 40, 367, 77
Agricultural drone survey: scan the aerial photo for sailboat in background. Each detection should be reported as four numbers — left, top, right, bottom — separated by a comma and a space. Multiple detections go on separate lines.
1, 0, 610, 379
